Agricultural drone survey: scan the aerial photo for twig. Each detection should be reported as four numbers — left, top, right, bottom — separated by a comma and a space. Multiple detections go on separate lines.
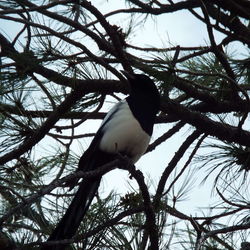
164, 133, 206, 195
80, 1, 132, 72
27, 207, 144, 248
216, 188, 250, 209
154, 130, 202, 208
118, 156, 159, 250
0, 159, 120, 226
147, 121, 185, 153
0, 86, 86, 165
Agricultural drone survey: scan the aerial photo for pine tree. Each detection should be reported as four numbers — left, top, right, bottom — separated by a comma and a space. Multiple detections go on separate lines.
0, 1, 250, 249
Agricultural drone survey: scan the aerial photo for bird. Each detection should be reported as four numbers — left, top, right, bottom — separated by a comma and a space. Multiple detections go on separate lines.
42, 72, 160, 249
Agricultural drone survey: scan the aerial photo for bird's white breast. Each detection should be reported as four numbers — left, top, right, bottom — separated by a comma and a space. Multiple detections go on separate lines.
99, 101, 150, 163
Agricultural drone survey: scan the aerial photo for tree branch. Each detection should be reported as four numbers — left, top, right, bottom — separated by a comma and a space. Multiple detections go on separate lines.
0, 87, 86, 165
0, 33, 126, 93
154, 130, 202, 208
0, 159, 120, 225
162, 98, 250, 147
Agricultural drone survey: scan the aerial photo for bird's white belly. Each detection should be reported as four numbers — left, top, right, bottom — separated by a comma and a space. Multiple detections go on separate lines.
99, 102, 150, 163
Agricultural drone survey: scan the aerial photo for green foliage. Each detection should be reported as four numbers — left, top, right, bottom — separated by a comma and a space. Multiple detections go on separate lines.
0, 0, 250, 249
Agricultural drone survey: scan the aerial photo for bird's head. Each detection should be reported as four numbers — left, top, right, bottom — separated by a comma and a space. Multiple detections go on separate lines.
122, 71, 160, 107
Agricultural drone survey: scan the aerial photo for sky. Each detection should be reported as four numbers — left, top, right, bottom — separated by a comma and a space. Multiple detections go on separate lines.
1, 0, 249, 246
0, 0, 235, 214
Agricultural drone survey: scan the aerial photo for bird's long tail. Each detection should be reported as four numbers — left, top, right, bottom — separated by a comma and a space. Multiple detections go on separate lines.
41, 177, 101, 250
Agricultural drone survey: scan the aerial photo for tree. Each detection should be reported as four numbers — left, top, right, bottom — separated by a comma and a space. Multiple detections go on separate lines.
0, 0, 250, 249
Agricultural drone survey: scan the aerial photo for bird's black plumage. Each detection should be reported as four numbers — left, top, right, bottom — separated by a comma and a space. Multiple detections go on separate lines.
42, 72, 160, 250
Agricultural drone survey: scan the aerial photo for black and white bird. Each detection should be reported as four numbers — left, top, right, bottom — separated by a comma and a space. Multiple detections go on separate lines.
43, 72, 160, 249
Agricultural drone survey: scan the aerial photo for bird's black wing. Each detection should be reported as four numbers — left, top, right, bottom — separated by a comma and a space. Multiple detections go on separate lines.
42, 102, 124, 249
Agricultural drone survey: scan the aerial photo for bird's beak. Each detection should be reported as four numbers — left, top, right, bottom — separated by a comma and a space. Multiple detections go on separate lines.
121, 70, 136, 80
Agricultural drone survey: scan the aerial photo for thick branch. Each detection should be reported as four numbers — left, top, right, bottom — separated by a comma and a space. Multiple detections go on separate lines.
204, 2, 250, 46
0, 33, 126, 93
208, 0, 250, 19
128, 0, 200, 14
162, 99, 250, 147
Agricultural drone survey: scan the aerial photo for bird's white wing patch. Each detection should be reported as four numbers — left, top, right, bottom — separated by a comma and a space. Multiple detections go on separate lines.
99, 101, 150, 163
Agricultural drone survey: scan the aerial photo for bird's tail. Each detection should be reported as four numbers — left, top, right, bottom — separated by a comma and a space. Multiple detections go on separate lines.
41, 177, 101, 250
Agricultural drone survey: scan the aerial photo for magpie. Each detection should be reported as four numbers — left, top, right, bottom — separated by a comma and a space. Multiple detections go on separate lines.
42, 72, 160, 249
